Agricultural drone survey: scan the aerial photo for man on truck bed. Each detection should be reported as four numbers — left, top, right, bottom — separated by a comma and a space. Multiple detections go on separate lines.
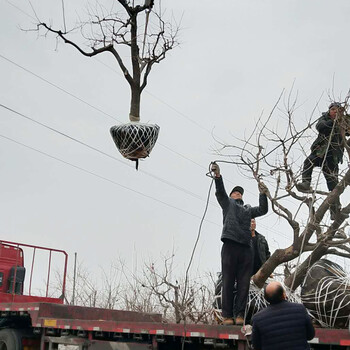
252, 281, 315, 350
211, 163, 268, 325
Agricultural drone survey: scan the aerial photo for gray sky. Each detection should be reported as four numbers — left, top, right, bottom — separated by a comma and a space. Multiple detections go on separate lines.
1, 0, 350, 291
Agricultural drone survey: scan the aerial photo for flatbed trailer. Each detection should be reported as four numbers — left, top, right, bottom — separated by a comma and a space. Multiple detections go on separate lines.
0, 240, 349, 349
0, 301, 349, 350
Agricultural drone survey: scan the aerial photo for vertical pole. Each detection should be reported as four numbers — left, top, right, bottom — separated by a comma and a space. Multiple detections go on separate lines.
62, 252, 68, 300
29, 247, 36, 296
46, 250, 52, 297
72, 252, 77, 305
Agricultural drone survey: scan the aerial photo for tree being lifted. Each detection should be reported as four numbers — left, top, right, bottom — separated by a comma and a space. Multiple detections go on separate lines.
214, 90, 350, 294
33, 0, 179, 168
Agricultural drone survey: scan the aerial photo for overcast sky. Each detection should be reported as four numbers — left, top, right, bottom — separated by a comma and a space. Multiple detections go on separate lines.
1, 0, 350, 293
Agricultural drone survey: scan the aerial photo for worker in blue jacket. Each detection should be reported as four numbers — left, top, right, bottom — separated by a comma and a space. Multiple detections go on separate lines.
252, 281, 315, 350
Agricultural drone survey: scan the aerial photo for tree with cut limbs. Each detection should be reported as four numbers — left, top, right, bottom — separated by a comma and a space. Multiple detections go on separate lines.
33, 0, 179, 122
214, 91, 350, 291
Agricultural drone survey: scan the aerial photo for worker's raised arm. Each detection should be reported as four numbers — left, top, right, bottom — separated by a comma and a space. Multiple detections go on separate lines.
251, 182, 268, 218
211, 163, 230, 209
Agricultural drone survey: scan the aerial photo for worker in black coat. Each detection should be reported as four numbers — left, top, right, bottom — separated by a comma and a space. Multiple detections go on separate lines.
296, 102, 348, 219
252, 281, 315, 350
211, 163, 268, 326
251, 218, 270, 275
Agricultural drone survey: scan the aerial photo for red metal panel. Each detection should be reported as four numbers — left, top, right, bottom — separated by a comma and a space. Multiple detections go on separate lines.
315, 328, 350, 345
0, 302, 349, 347
0, 293, 63, 304
0, 243, 24, 294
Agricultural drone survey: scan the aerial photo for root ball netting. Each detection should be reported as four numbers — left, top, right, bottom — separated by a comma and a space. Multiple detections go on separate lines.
110, 123, 160, 168
301, 259, 350, 328
212, 273, 300, 324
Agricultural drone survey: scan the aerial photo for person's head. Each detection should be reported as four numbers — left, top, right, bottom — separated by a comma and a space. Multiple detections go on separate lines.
328, 102, 342, 119
230, 186, 244, 200
251, 218, 256, 231
264, 281, 286, 304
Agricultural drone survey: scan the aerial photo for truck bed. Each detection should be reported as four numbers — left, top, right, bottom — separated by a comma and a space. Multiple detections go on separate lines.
0, 302, 349, 348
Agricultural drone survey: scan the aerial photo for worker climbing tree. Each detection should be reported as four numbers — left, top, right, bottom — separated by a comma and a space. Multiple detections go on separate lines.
296, 102, 350, 219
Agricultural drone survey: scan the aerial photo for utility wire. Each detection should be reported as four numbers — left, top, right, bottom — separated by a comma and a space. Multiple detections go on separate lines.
0, 100, 291, 240
0, 132, 220, 227
0, 53, 206, 169
0, 102, 214, 205
0, 56, 290, 240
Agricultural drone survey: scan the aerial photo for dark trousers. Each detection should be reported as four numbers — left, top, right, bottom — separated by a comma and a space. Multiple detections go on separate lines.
302, 153, 338, 191
221, 240, 253, 318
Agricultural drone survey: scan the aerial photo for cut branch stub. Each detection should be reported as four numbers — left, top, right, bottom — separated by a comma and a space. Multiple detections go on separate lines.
110, 122, 160, 169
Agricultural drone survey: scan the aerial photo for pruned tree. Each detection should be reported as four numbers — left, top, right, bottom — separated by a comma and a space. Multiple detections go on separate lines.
214, 89, 350, 291
125, 254, 215, 324
31, 0, 179, 122
53, 255, 216, 324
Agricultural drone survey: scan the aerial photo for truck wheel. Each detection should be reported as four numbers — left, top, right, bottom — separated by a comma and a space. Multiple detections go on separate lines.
0, 329, 21, 350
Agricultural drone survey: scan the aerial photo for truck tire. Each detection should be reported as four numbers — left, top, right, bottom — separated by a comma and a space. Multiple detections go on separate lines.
0, 329, 21, 350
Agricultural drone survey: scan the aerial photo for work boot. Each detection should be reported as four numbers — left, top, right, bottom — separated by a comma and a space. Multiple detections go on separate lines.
222, 317, 234, 326
296, 181, 311, 192
235, 316, 244, 326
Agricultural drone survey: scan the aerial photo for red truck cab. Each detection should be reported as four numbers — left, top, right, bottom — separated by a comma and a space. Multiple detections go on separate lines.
0, 243, 25, 296
0, 240, 67, 304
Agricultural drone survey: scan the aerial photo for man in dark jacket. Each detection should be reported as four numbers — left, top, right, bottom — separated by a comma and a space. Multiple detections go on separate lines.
252, 281, 315, 350
251, 219, 271, 275
296, 102, 347, 219
211, 163, 268, 325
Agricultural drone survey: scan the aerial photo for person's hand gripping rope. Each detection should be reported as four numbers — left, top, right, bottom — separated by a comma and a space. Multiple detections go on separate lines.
211, 162, 220, 178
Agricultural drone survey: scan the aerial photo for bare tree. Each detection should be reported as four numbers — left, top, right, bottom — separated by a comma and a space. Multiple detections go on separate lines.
54, 262, 123, 308
214, 89, 350, 291
54, 256, 215, 324
122, 254, 215, 324
32, 0, 179, 122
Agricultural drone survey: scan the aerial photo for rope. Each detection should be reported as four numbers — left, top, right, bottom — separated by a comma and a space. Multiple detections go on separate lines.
181, 172, 214, 350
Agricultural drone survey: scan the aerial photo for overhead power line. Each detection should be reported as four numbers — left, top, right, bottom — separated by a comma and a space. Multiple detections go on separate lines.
0, 103, 214, 205
0, 102, 291, 241
0, 132, 220, 227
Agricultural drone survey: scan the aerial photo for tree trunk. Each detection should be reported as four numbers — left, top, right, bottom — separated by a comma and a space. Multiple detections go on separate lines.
129, 85, 141, 122
174, 287, 181, 324
253, 246, 297, 288
284, 244, 328, 290
129, 13, 141, 122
